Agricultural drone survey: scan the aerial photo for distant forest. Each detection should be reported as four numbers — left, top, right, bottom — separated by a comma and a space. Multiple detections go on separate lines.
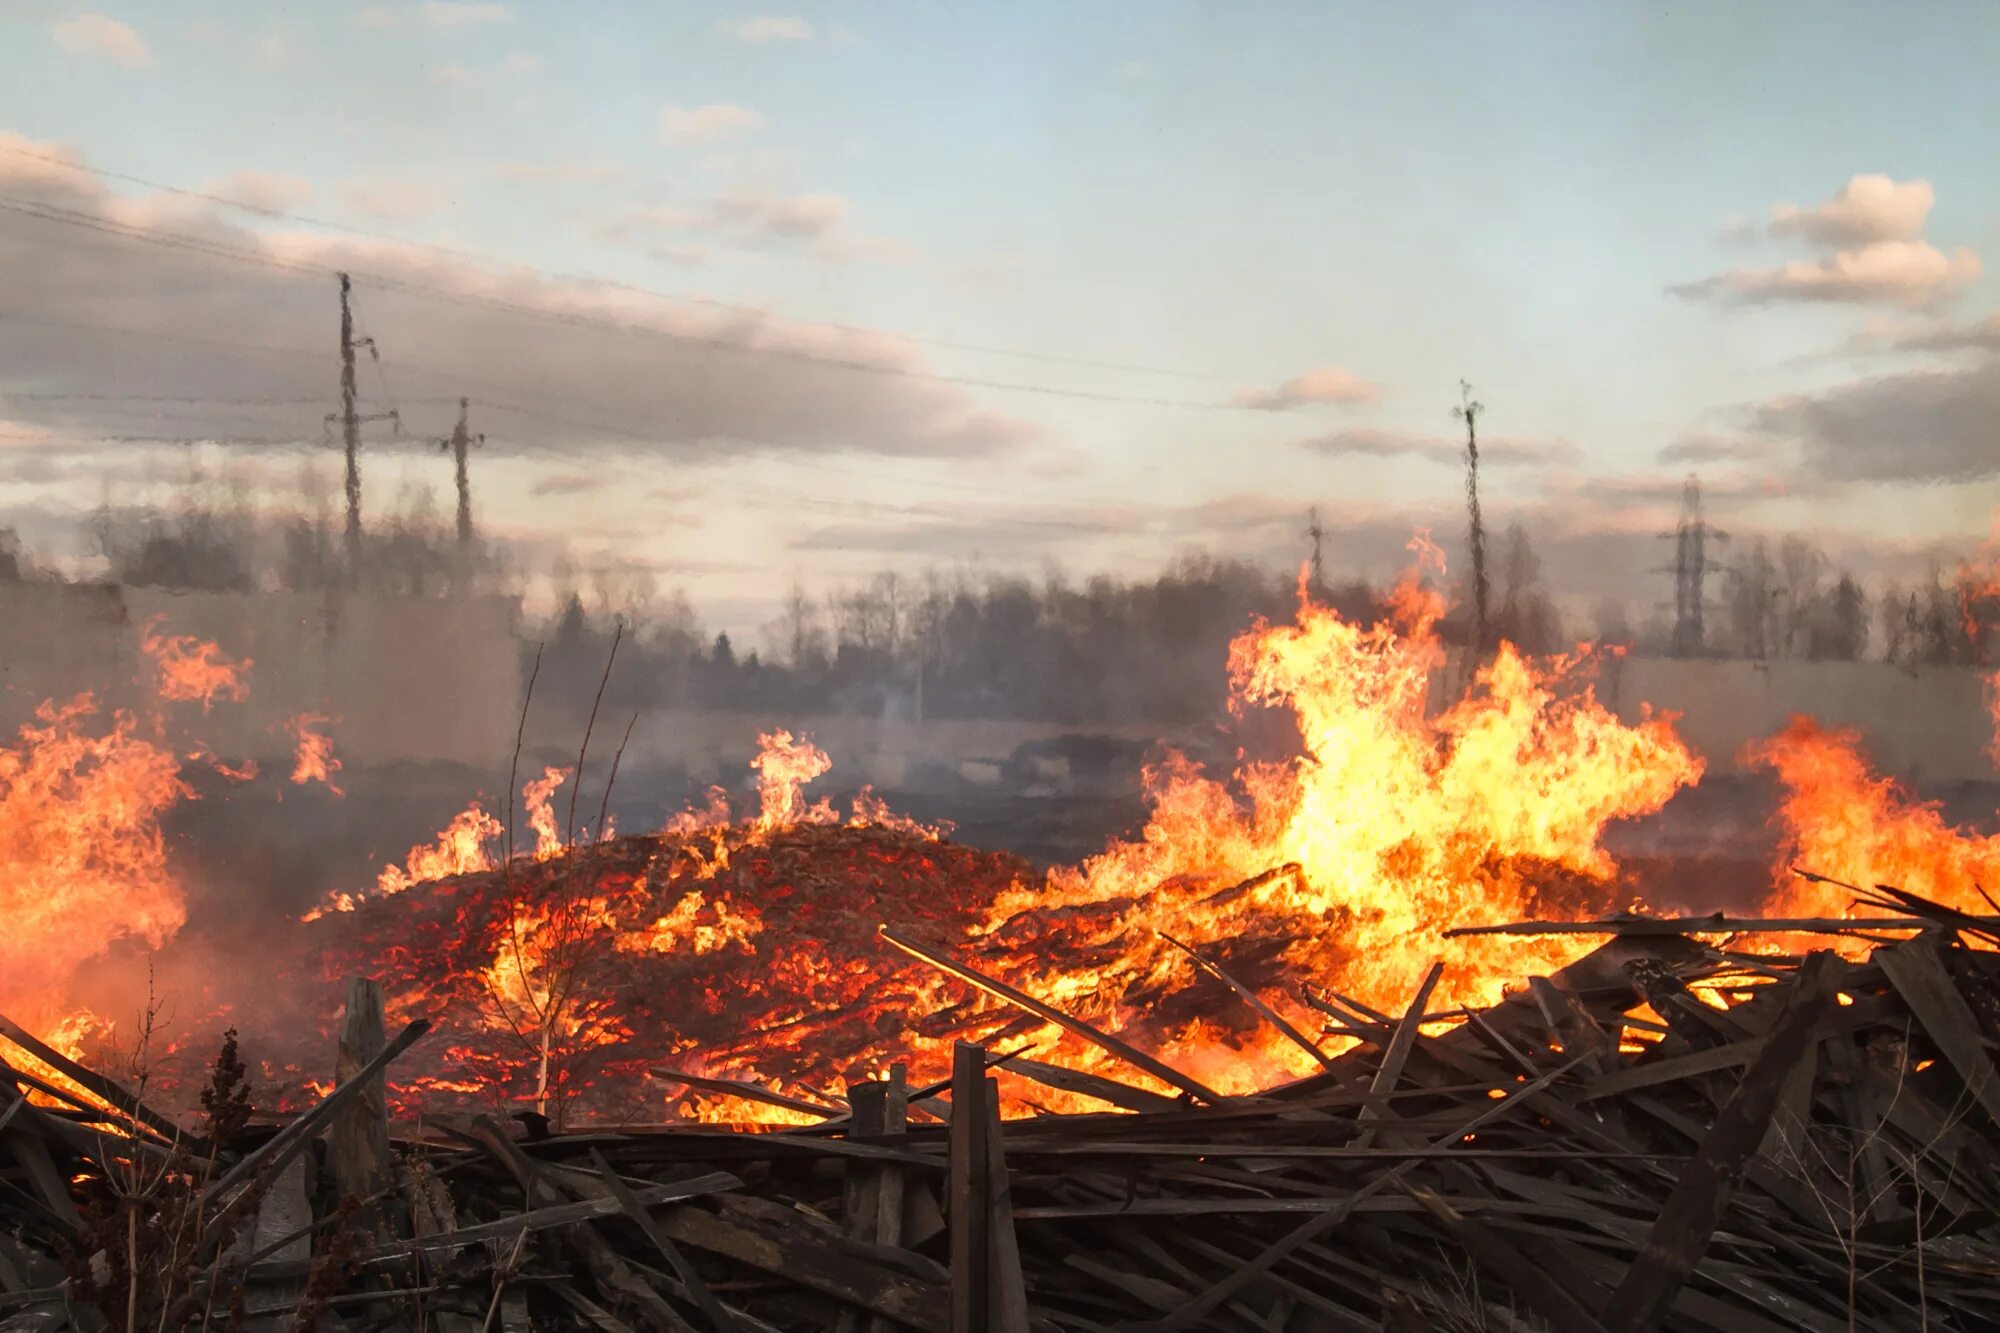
6, 470, 1995, 726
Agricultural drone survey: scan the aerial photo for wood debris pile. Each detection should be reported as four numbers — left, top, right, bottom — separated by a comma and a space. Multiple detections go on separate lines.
6, 885, 2000, 1331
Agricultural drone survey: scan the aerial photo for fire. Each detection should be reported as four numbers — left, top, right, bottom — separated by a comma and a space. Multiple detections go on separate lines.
4, 1009, 110, 1110
618, 889, 763, 957
286, 712, 343, 795
138, 618, 250, 711
751, 730, 833, 831
382, 803, 504, 894
973, 550, 1702, 1086
1752, 717, 2000, 923
0, 696, 190, 1013
523, 765, 567, 858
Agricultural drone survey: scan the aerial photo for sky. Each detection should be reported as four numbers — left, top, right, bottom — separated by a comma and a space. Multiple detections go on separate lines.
0, 1, 1997, 639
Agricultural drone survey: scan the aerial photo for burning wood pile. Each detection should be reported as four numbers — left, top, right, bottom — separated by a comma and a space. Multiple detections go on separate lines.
6, 889, 2000, 1330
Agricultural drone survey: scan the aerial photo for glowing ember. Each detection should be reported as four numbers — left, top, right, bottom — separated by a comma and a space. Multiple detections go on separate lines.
286, 712, 343, 795
0, 696, 189, 1014
138, 617, 251, 712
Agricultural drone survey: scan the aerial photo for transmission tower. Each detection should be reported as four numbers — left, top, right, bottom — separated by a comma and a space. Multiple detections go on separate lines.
1656, 476, 1728, 657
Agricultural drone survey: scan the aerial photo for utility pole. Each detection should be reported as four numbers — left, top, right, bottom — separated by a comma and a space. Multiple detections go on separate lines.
339, 274, 361, 577
1656, 476, 1727, 657
327, 273, 398, 587
1454, 380, 1488, 657
445, 396, 477, 547
1305, 506, 1326, 597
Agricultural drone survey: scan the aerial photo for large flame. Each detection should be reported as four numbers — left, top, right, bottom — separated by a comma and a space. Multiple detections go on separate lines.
0, 696, 190, 1013
965, 554, 1702, 1090
1753, 717, 2000, 923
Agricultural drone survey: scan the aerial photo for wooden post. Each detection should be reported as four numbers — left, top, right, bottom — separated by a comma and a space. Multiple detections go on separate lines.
981, 1078, 1030, 1333
328, 977, 392, 1214
948, 1042, 991, 1333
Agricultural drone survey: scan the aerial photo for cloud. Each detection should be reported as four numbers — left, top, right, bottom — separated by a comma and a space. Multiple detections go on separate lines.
202, 171, 314, 214
1896, 312, 2000, 354
0, 132, 1038, 470
529, 472, 608, 498
1298, 427, 1578, 468
428, 62, 474, 88
1771, 174, 1934, 246
341, 177, 455, 221
660, 103, 765, 146
604, 188, 909, 263
493, 159, 621, 185
718, 16, 813, 43
358, 3, 510, 30
1655, 432, 1783, 466
1751, 360, 2000, 484
1677, 174, 1978, 309
1233, 365, 1379, 411
504, 50, 539, 74
51, 14, 154, 68
1672, 240, 1981, 308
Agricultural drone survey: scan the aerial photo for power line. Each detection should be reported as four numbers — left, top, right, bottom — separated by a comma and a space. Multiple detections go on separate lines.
0, 140, 1239, 385
0, 308, 1113, 504
2, 193, 1237, 410
27, 425, 1124, 537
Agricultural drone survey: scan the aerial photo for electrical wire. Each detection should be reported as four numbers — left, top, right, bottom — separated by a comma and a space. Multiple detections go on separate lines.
0, 193, 1240, 411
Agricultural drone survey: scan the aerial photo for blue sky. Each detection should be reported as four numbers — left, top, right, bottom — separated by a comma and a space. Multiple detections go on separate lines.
1, 1, 1997, 635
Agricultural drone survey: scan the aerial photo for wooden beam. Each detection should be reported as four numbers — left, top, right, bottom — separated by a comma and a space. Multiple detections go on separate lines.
1605, 951, 1837, 1333
881, 928, 1220, 1104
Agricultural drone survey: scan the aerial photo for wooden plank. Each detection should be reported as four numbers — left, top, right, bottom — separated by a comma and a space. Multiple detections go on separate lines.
1583, 1040, 1757, 1100
587, 1147, 737, 1333
979, 1078, 1031, 1333
0, 1012, 188, 1144
651, 1204, 951, 1332
1156, 930, 1339, 1073
1352, 962, 1443, 1150
866, 1065, 911, 1333
880, 929, 1220, 1104
1399, 1182, 1606, 1333
1139, 1055, 1586, 1332
997, 1057, 1182, 1114
241, 1156, 311, 1333
1605, 950, 1837, 1333
1877, 938, 2000, 1133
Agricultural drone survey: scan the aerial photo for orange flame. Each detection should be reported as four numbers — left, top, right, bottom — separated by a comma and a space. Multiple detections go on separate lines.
751, 730, 833, 831
286, 712, 343, 795
1751, 717, 2000, 925
0, 696, 190, 1013
972, 554, 1702, 1086
139, 618, 250, 712
523, 766, 568, 858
